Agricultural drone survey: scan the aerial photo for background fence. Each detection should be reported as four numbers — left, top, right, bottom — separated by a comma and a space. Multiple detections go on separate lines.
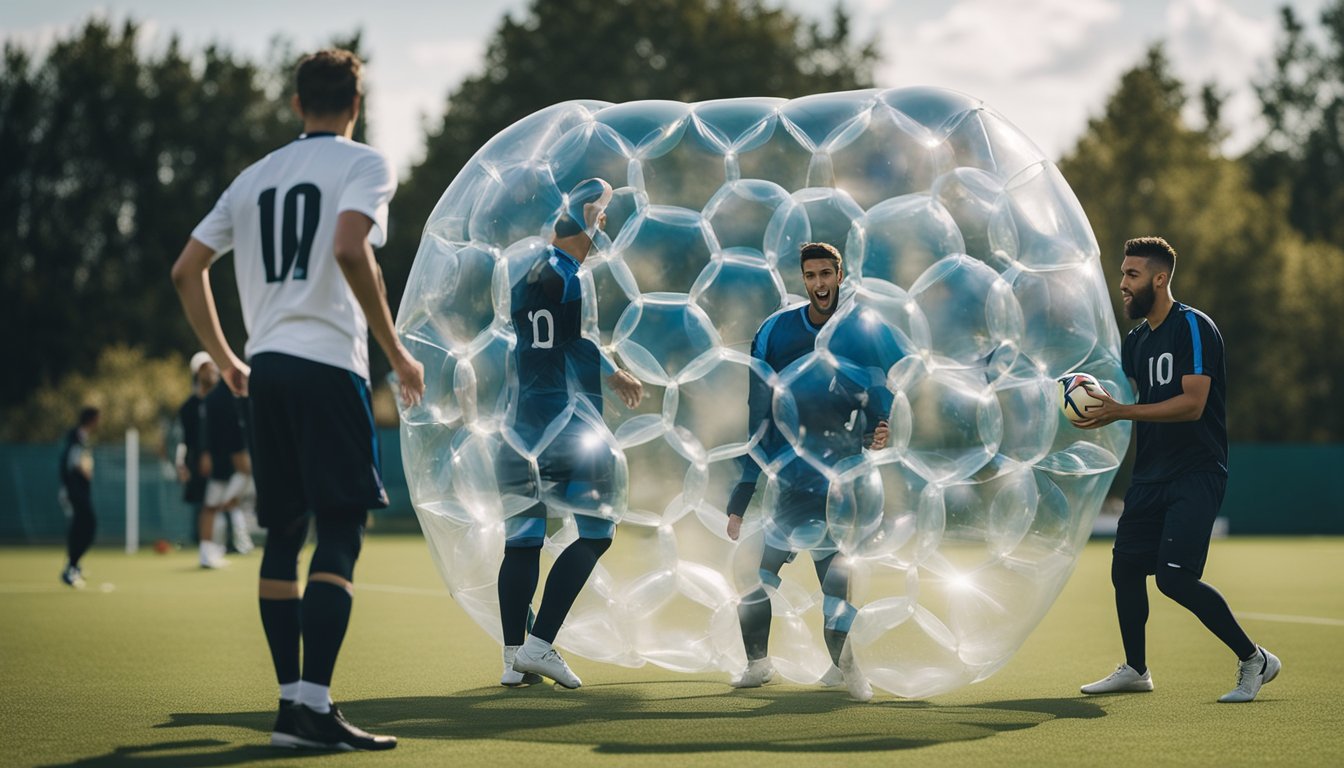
2, 432, 1340, 545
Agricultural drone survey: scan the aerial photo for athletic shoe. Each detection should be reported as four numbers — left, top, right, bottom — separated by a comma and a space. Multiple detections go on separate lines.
818, 665, 844, 687
513, 643, 582, 689
1081, 663, 1153, 694
731, 658, 776, 689
60, 565, 85, 589
839, 639, 873, 702
268, 700, 309, 748
277, 703, 396, 751
500, 645, 543, 687
1219, 647, 1281, 703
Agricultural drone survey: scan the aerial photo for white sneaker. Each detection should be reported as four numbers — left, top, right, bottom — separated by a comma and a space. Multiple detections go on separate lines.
839, 639, 873, 702
500, 645, 543, 687
1081, 663, 1153, 694
513, 641, 582, 689
731, 658, 776, 689
819, 665, 844, 687
1219, 647, 1281, 703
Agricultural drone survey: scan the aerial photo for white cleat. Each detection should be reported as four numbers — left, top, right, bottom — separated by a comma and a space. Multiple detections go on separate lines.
839, 640, 873, 702
1081, 663, 1153, 694
500, 645, 543, 687
513, 642, 582, 689
1219, 647, 1281, 703
731, 658, 776, 689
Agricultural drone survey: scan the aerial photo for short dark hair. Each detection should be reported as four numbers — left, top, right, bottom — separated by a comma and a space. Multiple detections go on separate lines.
295, 49, 363, 117
1124, 236, 1177, 276
800, 242, 843, 271
78, 406, 100, 427
555, 178, 609, 237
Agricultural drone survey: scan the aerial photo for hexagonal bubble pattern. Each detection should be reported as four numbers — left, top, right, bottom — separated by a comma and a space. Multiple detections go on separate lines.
397, 87, 1130, 698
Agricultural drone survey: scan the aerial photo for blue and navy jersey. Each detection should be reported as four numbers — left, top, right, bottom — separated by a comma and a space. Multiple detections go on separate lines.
1122, 302, 1228, 482
740, 304, 898, 492
510, 246, 602, 429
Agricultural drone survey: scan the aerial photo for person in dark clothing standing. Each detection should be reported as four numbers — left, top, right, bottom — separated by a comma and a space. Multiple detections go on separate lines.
1076, 236, 1280, 704
59, 406, 101, 588
177, 352, 216, 547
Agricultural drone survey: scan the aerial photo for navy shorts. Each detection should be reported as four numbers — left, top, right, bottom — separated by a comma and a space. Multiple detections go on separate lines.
764, 486, 834, 553
248, 352, 387, 528
1114, 472, 1227, 577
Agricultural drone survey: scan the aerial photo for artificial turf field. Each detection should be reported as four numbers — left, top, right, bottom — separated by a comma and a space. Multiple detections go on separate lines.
2, 536, 1341, 768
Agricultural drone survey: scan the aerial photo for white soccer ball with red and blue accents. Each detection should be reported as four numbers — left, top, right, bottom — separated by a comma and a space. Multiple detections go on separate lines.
1058, 372, 1111, 424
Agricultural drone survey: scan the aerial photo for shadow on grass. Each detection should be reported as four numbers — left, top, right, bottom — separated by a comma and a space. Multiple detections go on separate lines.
45, 680, 1107, 765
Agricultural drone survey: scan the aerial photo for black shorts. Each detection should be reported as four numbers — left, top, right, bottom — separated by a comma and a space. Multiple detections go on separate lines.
248, 352, 386, 528
1114, 472, 1227, 577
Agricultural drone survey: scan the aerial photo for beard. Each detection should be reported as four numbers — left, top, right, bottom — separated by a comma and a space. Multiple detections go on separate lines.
1125, 281, 1156, 319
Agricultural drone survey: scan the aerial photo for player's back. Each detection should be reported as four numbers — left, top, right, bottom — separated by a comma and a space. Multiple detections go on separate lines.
509, 246, 600, 421
192, 133, 396, 380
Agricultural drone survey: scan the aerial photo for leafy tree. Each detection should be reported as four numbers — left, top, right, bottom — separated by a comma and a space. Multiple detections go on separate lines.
1248, 2, 1344, 247
383, 0, 879, 315
0, 21, 370, 439
1060, 46, 1338, 440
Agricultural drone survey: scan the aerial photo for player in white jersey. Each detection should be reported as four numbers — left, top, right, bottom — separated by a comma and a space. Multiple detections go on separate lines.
172, 49, 424, 751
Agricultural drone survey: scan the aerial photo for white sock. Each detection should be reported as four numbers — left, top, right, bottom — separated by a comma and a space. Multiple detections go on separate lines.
279, 682, 300, 702
198, 541, 210, 562
521, 635, 552, 655
504, 644, 520, 664
297, 681, 331, 713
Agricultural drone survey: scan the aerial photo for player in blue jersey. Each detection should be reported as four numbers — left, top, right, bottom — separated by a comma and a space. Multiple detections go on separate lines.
496, 178, 643, 689
725, 242, 894, 702
1076, 236, 1280, 703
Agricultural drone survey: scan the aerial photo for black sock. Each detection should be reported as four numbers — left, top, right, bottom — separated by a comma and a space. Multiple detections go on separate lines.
498, 546, 541, 646
1155, 567, 1257, 660
738, 588, 772, 661
1112, 555, 1149, 674
66, 499, 96, 568
823, 629, 846, 667
259, 597, 302, 686
300, 581, 352, 687
530, 538, 611, 643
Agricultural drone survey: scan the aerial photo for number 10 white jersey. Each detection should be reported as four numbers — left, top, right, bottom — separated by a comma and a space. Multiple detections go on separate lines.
191, 133, 398, 381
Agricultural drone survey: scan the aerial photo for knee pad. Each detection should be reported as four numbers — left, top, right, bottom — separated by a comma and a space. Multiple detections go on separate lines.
260, 517, 308, 582
822, 594, 857, 633
310, 518, 364, 582
757, 568, 783, 590
505, 516, 546, 548
574, 514, 615, 541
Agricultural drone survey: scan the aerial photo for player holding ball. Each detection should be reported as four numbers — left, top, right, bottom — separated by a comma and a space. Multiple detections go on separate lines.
1073, 236, 1279, 703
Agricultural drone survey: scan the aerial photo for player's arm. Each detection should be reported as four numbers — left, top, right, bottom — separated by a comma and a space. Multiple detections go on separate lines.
171, 238, 249, 395
1077, 375, 1210, 428
727, 334, 773, 540
332, 210, 424, 406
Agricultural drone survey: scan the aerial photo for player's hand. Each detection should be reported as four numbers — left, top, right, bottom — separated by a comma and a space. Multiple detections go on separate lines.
606, 369, 643, 409
727, 514, 743, 541
221, 357, 250, 397
391, 345, 426, 408
1075, 391, 1124, 429
868, 420, 890, 450
175, 464, 190, 484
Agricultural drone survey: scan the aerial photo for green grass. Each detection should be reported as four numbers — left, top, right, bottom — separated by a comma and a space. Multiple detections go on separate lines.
2, 536, 1341, 767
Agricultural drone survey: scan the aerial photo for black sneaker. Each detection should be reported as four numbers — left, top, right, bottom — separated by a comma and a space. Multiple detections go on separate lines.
269, 700, 314, 748
285, 703, 397, 751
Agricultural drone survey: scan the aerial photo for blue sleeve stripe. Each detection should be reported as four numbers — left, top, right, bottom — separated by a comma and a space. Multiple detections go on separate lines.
754, 312, 783, 360
1185, 312, 1203, 374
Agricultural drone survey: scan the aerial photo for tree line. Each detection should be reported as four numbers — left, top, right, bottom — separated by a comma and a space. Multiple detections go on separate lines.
2, 0, 1340, 446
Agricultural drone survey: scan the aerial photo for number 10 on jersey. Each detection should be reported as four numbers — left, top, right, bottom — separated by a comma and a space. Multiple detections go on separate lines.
258, 184, 321, 283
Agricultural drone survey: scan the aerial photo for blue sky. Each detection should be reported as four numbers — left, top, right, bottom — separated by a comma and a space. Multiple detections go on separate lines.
2, 0, 1328, 172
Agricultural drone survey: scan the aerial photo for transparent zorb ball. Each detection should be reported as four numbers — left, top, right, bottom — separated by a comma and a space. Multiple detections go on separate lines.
398, 87, 1129, 697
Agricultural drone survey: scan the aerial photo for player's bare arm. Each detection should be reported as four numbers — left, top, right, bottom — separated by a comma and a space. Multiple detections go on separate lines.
1078, 374, 1211, 428
171, 237, 250, 396
332, 210, 425, 407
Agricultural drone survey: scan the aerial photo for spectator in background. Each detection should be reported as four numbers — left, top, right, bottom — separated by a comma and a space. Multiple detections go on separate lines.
59, 406, 100, 588
177, 352, 214, 547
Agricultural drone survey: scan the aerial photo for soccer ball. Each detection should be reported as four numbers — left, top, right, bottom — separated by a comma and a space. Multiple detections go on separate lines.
1058, 372, 1110, 424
